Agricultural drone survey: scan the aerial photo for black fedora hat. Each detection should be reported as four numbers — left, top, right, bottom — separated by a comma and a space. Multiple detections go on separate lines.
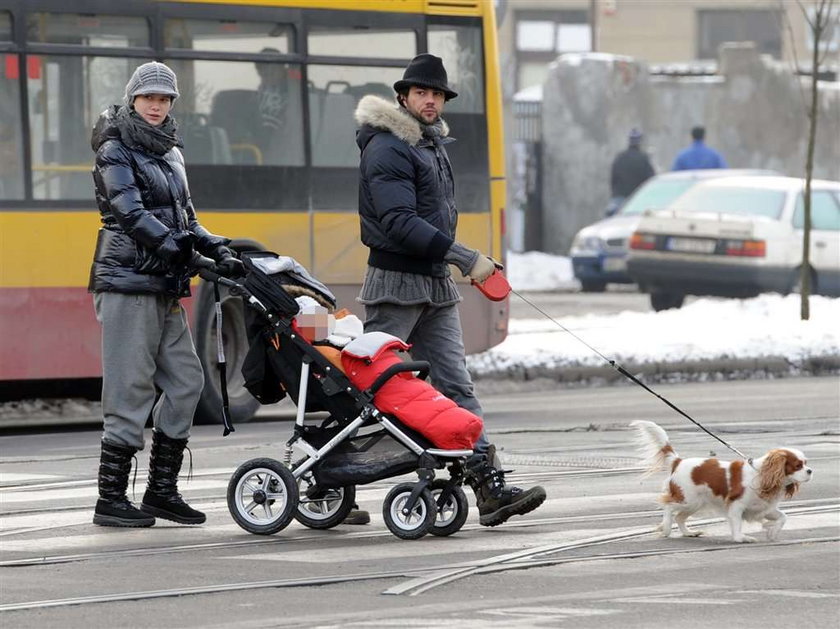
393, 53, 458, 101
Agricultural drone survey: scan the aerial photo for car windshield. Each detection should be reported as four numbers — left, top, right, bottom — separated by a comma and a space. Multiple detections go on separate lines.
619, 179, 696, 216
672, 186, 787, 219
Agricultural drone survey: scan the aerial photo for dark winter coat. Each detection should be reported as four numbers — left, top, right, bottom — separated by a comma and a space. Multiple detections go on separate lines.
88, 105, 228, 296
610, 146, 655, 198
354, 95, 457, 278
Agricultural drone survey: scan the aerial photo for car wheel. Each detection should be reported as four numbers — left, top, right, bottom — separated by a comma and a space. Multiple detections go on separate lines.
650, 292, 685, 312
580, 280, 607, 293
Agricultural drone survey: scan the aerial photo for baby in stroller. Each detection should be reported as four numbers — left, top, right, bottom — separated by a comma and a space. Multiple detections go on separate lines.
223, 252, 486, 539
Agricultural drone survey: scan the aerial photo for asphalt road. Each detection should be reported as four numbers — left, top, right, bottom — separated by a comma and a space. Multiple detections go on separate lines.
1, 376, 837, 628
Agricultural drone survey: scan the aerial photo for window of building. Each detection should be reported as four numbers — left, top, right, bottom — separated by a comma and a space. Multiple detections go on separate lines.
514, 10, 590, 90
805, 6, 840, 53
697, 9, 782, 60
164, 18, 294, 54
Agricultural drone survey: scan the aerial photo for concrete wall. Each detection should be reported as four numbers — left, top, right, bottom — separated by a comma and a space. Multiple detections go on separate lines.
539, 44, 840, 254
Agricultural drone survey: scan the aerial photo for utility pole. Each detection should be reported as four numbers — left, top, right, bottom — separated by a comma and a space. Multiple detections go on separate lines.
590, 0, 598, 52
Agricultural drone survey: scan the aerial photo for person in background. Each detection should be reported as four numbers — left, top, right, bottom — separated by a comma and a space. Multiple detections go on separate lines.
607, 128, 655, 216
89, 61, 243, 528
671, 125, 727, 171
353, 53, 546, 527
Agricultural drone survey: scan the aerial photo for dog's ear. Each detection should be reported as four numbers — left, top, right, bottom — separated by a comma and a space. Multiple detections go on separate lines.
784, 482, 800, 499
758, 450, 789, 499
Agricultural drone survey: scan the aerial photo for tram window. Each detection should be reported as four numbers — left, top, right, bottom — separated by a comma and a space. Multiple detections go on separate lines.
28, 55, 141, 200
26, 12, 149, 47
164, 58, 306, 210
1, 54, 24, 200
427, 24, 488, 213
1, 11, 11, 41
308, 65, 400, 167
428, 24, 484, 114
308, 27, 415, 59
307, 65, 402, 210
164, 19, 294, 54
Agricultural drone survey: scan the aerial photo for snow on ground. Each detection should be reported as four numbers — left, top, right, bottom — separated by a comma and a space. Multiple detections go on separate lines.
469, 252, 840, 375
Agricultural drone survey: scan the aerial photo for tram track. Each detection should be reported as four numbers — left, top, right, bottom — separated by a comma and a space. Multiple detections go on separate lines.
383, 503, 840, 595
1, 506, 836, 613
1, 497, 836, 569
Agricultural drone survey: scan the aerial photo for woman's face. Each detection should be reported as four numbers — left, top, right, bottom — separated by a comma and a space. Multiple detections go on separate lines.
133, 94, 172, 126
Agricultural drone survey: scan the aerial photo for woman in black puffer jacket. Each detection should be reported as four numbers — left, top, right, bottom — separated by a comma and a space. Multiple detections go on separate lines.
89, 62, 243, 530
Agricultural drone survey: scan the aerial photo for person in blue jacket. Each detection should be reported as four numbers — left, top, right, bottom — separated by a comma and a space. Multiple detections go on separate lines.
672, 126, 727, 171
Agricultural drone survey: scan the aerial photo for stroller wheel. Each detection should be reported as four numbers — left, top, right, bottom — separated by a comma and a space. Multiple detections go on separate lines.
382, 482, 436, 540
429, 479, 469, 537
227, 458, 298, 535
295, 480, 356, 530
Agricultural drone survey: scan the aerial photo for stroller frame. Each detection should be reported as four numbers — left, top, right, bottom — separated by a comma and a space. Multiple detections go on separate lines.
206, 260, 474, 540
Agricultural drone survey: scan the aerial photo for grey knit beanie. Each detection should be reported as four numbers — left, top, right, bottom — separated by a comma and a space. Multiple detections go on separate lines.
124, 61, 179, 105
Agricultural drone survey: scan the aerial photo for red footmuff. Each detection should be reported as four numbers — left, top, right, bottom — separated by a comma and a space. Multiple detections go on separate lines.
341, 333, 483, 450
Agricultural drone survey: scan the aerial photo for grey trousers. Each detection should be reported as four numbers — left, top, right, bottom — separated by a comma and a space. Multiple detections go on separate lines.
364, 302, 490, 453
94, 292, 204, 450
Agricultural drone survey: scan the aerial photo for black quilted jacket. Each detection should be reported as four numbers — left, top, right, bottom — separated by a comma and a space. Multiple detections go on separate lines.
88, 106, 228, 296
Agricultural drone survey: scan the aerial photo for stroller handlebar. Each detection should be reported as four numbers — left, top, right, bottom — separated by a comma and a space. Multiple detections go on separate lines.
368, 360, 431, 396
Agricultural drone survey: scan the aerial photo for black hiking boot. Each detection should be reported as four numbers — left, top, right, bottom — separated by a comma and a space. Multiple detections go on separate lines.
93, 440, 155, 528
466, 445, 546, 527
140, 430, 206, 525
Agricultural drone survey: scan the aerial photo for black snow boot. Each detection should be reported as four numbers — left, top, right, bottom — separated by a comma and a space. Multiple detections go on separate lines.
140, 430, 206, 525
466, 444, 546, 527
93, 440, 155, 528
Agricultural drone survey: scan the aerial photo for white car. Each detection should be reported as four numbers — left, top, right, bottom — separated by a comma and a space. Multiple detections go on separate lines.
626, 176, 840, 311
570, 169, 777, 292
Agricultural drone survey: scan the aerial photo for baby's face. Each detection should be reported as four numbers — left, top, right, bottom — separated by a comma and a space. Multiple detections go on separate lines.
296, 306, 335, 341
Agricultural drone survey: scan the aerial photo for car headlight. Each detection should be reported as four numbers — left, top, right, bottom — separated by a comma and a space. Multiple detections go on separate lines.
571, 234, 604, 253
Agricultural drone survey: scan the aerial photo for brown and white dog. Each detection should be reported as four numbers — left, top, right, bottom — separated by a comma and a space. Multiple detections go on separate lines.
630, 420, 812, 543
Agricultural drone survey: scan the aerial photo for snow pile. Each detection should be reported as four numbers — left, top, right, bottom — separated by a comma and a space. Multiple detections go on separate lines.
472, 252, 840, 377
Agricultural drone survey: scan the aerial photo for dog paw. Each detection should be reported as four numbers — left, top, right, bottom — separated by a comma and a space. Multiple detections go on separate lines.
733, 535, 757, 543
682, 530, 704, 538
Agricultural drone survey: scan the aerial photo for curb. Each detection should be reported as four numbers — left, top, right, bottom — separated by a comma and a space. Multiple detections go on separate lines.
472, 355, 840, 393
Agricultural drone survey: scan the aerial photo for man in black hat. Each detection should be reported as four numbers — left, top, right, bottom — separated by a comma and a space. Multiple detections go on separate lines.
352, 53, 546, 527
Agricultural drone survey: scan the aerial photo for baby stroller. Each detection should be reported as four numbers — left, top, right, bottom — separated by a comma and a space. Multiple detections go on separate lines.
206, 251, 476, 540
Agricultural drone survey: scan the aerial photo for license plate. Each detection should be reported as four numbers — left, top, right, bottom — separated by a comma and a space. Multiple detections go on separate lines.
667, 237, 716, 254
603, 257, 627, 272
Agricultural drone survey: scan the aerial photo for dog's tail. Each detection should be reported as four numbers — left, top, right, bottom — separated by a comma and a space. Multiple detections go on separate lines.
630, 420, 679, 477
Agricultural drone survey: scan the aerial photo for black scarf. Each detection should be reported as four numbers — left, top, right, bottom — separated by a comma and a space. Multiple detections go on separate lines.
116, 106, 182, 156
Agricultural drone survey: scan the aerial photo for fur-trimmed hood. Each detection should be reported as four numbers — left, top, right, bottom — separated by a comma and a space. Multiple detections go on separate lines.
354, 95, 449, 149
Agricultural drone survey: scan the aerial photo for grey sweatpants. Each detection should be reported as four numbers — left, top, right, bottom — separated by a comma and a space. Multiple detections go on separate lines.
364, 302, 490, 453
94, 292, 204, 449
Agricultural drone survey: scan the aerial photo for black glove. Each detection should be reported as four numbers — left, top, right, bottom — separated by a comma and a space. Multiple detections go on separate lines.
216, 254, 246, 278
188, 252, 217, 274
156, 231, 193, 266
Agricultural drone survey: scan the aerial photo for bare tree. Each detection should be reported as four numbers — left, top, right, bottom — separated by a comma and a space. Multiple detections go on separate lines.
793, 0, 838, 320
